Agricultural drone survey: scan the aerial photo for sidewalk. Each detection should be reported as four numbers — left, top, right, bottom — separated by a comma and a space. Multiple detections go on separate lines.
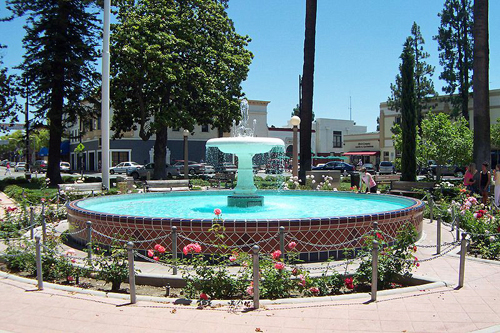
1, 192, 500, 332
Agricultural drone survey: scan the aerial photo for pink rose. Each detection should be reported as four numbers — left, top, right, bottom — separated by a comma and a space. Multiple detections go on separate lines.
200, 293, 209, 300
309, 287, 320, 295
153, 256, 159, 261
229, 256, 237, 262
214, 208, 222, 216
274, 262, 285, 270
157, 245, 166, 253
272, 250, 282, 260
154, 244, 161, 251
148, 249, 154, 258
287, 241, 297, 250
67, 276, 74, 282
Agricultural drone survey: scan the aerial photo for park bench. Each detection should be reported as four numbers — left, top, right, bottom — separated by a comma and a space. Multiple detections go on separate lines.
58, 182, 103, 196
374, 174, 401, 185
144, 179, 191, 192
389, 181, 435, 196
208, 172, 236, 189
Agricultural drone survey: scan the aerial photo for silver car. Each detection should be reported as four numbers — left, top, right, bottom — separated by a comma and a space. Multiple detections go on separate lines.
127, 162, 180, 180
110, 161, 142, 174
379, 161, 396, 174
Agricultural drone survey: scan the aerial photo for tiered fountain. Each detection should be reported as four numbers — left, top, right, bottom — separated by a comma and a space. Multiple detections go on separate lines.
206, 99, 284, 207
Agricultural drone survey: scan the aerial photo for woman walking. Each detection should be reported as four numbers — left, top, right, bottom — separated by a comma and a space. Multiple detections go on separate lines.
464, 163, 479, 195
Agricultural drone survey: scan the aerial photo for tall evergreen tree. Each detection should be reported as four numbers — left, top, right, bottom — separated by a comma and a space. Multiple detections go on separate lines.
434, 0, 473, 123
5, 0, 100, 184
0, 45, 20, 125
472, 0, 490, 166
388, 22, 436, 129
400, 40, 417, 181
110, 0, 252, 179
299, 0, 317, 183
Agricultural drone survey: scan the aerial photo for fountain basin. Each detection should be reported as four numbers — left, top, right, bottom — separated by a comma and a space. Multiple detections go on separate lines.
206, 137, 285, 155
67, 191, 424, 261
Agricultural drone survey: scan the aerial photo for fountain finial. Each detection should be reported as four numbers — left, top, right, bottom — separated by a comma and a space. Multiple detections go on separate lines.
235, 99, 255, 137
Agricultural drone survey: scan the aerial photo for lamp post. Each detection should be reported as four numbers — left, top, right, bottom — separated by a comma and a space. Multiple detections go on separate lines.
290, 116, 301, 178
183, 130, 189, 179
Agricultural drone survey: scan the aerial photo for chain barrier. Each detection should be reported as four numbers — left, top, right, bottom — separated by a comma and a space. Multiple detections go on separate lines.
177, 233, 279, 249
132, 250, 197, 271
288, 233, 369, 249
387, 240, 461, 264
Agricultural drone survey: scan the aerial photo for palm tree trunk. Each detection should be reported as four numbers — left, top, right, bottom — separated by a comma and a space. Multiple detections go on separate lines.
299, 0, 317, 183
473, 0, 490, 166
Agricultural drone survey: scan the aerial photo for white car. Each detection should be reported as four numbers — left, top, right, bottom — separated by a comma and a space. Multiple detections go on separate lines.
14, 162, 26, 172
60, 162, 71, 173
110, 161, 143, 174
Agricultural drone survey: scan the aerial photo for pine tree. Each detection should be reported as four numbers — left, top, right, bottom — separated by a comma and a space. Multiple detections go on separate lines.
434, 0, 473, 123
0, 45, 20, 124
388, 22, 435, 129
400, 40, 417, 181
5, 0, 100, 184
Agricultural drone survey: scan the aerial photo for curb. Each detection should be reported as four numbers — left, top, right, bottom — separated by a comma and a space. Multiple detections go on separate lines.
0, 270, 450, 307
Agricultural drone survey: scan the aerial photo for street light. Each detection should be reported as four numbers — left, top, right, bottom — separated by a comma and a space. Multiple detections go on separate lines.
290, 116, 301, 178
183, 130, 189, 179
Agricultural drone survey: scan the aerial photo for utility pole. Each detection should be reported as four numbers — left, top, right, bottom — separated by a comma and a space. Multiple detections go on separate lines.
25, 77, 31, 178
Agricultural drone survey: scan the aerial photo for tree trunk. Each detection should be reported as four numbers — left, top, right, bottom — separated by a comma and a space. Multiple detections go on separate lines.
153, 126, 168, 179
473, 0, 490, 167
299, 0, 317, 183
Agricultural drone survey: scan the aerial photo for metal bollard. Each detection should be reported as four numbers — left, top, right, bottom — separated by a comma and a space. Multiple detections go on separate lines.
35, 235, 43, 290
56, 192, 59, 213
171, 226, 177, 275
279, 226, 285, 259
437, 218, 442, 254
29, 207, 34, 239
86, 221, 92, 259
371, 240, 379, 302
456, 215, 460, 241
429, 197, 434, 223
458, 233, 467, 288
372, 221, 378, 234
127, 242, 137, 304
41, 202, 46, 244
252, 245, 260, 309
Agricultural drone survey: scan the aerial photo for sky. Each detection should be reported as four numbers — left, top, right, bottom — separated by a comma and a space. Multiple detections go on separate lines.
1, 0, 499, 132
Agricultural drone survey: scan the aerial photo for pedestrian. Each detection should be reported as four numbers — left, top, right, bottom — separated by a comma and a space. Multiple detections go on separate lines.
465, 163, 480, 195
493, 164, 500, 207
359, 167, 377, 193
4, 162, 11, 176
357, 159, 363, 170
479, 162, 491, 205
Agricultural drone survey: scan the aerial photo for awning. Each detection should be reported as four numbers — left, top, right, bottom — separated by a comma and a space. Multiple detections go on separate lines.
343, 151, 379, 156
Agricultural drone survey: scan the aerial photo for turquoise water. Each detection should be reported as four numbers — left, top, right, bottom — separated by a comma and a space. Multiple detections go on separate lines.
76, 191, 415, 220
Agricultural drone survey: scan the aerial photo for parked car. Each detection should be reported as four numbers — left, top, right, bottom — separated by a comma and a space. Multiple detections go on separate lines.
14, 162, 26, 172
265, 159, 284, 174
60, 162, 71, 173
173, 160, 215, 175
127, 162, 180, 180
109, 161, 143, 174
219, 162, 237, 174
420, 160, 465, 177
32, 160, 48, 173
379, 161, 396, 174
363, 163, 376, 173
312, 161, 355, 175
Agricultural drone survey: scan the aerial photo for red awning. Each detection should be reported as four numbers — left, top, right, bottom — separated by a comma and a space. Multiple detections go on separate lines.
343, 151, 379, 156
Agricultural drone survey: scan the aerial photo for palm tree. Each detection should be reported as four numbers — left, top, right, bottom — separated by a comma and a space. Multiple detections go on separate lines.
299, 0, 317, 183
473, 0, 490, 166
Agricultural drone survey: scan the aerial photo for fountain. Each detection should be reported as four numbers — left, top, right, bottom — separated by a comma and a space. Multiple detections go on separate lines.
67, 100, 425, 261
206, 99, 285, 207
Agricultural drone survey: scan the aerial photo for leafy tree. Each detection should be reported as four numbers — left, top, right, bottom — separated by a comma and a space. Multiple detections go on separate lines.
394, 113, 473, 181
491, 119, 500, 149
400, 40, 417, 181
388, 22, 436, 129
434, 0, 473, 123
0, 45, 20, 125
0, 129, 49, 160
291, 104, 314, 121
110, 0, 252, 179
5, 0, 101, 184
299, 0, 317, 183
472, 0, 490, 167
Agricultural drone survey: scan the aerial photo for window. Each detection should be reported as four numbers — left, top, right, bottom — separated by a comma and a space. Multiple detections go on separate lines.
201, 124, 209, 132
332, 131, 342, 148
111, 151, 129, 166
97, 116, 101, 130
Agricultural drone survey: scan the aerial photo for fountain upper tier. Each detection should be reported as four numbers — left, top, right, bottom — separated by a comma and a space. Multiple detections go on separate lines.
206, 137, 284, 155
